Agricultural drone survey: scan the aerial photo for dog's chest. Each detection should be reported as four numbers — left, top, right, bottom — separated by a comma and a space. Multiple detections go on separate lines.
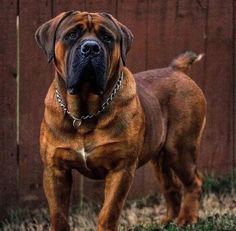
56, 130, 128, 172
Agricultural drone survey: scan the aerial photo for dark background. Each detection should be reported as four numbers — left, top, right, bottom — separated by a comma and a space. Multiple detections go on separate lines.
0, 0, 235, 219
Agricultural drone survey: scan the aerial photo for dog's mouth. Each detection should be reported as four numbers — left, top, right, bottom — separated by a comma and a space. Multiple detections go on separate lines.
67, 62, 105, 95
66, 41, 107, 95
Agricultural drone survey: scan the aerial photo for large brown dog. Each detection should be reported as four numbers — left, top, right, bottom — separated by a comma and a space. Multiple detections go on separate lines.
35, 11, 206, 231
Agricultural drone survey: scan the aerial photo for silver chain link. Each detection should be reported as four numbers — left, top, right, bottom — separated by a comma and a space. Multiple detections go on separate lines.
55, 72, 124, 128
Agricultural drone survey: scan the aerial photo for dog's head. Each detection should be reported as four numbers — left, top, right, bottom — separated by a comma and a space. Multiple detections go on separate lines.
35, 11, 133, 95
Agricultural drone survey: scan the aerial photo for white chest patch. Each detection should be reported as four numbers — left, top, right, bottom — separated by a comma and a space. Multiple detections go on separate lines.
78, 148, 90, 170
78, 148, 87, 161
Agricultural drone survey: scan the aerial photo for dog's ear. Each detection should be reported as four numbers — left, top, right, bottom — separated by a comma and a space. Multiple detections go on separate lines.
101, 13, 133, 66
119, 22, 133, 66
35, 11, 74, 63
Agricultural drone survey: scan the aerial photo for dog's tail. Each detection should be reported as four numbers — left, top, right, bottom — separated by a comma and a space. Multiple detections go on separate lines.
170, 51, 204, 73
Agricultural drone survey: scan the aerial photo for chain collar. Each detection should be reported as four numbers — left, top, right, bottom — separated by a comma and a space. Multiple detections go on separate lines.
55, 72, 124, 128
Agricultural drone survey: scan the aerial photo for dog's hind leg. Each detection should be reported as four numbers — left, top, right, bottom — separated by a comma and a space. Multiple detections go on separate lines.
163, 115, 206, 226
165, 143, 203, 226
151, 153, 182, 224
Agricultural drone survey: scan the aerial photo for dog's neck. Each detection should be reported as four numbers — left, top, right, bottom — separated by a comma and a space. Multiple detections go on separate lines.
44, 66, 137, 135
57, 76, 101, 116
51, 67, 124, 132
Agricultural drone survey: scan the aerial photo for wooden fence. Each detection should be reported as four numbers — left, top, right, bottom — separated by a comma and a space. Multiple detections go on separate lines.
0, 0, 235, 219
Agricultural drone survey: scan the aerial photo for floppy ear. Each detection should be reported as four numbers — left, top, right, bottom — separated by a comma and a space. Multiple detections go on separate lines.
101, 13, 133, 66
35, 11, 74, 63
119, 22, 134, 66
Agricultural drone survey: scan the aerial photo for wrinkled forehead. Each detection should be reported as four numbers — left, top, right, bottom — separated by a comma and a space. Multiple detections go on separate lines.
58, 11, 119, 35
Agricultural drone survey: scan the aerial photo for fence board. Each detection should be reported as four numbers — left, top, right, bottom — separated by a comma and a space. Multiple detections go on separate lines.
0, 0, 18, 219
234, 0, 236, 178
19, 0, 53, 207
53, 0, 85, 15
85, 0, 116, 14
117, 0, 148, 73
203, 0, 233, 173
146, 0, 177, 69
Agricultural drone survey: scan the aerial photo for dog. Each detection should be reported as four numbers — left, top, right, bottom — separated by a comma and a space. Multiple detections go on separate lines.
35, 10, 206, 231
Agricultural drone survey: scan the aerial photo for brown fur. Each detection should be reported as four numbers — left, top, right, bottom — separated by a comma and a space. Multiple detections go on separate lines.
36, 11, 206, 231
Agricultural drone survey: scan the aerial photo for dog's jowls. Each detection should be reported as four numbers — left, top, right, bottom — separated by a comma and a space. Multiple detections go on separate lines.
35, 11, 206, 231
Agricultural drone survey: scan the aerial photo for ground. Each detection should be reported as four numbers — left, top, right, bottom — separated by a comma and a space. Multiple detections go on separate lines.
1, 175, 236, 231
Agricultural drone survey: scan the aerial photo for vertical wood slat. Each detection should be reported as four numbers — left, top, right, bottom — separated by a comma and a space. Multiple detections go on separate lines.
146, 0, 177, 69
53, 0, 86, 15
203, 0, 233, 173
232, 0, 236, 184
0, 0, 18, 219
19, 0, 53, 207
85, 0, 117, 15
117, 0, 148, 73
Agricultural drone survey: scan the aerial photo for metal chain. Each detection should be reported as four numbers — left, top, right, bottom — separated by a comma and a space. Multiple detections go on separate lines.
55, 71, 124, 128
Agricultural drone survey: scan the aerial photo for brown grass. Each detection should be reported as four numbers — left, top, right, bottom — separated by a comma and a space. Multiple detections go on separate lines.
1, 193, 236, 231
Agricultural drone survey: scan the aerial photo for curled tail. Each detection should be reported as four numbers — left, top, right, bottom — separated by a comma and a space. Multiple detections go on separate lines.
171, 51, 204, 73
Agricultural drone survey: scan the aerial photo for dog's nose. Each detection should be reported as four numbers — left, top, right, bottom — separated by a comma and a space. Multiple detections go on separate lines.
81, 40, 101, 55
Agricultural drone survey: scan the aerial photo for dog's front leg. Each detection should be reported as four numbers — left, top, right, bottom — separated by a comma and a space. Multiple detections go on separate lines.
97, 161, 136, 231
43, 166, 72, 231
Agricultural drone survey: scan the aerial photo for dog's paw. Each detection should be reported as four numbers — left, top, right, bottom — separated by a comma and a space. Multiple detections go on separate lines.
175, 215, 198, 226
160, 215, 175, 226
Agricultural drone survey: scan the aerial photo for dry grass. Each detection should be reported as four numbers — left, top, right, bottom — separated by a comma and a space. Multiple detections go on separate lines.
1, 193, 236, 231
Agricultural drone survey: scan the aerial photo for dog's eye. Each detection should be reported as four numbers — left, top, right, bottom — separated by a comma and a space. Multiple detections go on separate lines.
102, 34, 113, 43
66, 31, 79, 40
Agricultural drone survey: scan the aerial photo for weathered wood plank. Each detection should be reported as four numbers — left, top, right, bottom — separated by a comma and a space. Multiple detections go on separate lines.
0, 0, 18, 219
19, 0, 53, 207
203, 0, 233, 173
231, 0, 236, 183
117, 0, 148, 73
53, 0, 86, 15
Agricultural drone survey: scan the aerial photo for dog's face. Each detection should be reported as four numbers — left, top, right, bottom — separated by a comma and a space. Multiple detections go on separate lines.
35, 11, 133, 95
